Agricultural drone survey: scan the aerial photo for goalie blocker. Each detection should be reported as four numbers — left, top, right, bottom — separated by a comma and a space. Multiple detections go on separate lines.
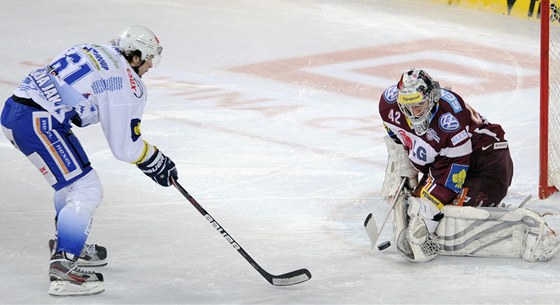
395, 195, 560, 262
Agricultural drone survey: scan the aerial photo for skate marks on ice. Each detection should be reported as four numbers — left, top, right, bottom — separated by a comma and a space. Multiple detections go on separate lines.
142, 75, 386, 169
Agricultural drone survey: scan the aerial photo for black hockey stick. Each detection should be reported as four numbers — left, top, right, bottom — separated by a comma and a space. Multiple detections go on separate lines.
171, 178, 311, 286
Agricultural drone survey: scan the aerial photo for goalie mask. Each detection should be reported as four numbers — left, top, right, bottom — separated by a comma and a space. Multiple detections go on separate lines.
116, 25, 163, 66
397, 69, 441, 136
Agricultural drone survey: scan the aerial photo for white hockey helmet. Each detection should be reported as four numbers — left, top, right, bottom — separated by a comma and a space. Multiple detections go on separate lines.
396, 69, 441, 136
116, 25, 163, 65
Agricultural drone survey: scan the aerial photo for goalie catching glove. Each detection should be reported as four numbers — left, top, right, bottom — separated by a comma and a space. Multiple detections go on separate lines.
137, 148, 178, 187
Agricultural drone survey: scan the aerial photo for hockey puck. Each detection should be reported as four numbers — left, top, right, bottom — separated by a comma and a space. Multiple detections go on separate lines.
377, 241, 391, 251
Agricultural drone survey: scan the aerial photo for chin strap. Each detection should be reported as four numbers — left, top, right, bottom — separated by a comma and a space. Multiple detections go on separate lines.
132, 65, 143, 77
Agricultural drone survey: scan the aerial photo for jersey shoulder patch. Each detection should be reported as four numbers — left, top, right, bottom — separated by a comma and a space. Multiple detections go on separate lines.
440, 89, 462, 113
382, 85, 399, 104
445, 163, 468, 192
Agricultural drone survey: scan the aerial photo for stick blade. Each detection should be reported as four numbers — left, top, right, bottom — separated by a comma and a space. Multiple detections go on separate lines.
364, 213, 379, 250
271, 268, 312, 286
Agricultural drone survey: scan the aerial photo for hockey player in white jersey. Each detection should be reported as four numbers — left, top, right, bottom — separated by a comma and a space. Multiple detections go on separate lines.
1, 25, 178, 296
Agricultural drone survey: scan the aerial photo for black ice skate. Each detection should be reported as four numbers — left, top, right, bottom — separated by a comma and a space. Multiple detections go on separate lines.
49, 252, 104, 296
49, 239, 108, 267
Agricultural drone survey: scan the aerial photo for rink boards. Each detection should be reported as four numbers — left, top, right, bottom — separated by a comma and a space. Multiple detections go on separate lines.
432, 0, 545, 20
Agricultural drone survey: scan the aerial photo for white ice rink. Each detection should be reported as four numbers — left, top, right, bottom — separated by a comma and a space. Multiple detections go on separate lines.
2, 0, 560, 304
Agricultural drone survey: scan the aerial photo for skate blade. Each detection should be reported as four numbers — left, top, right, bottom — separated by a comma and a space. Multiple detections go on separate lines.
49, 280, 105, 296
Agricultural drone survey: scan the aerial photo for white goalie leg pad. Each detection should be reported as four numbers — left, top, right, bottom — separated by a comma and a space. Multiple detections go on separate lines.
437, 206, 560, 261
521, 209, 560, 262
437, 206, 524, 258
380, 136, 418, 201
392, 191, 409, 244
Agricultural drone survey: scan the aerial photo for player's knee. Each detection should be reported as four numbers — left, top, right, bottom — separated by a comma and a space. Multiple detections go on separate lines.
53, 188, 68, 214
469, 190, 490, 207
66, 170, 103, 214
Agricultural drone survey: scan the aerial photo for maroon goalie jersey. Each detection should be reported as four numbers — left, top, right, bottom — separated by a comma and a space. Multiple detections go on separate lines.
379, 85, 508, 206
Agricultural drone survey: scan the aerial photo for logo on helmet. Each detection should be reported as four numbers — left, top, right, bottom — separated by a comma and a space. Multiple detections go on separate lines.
398, 92, 424, 105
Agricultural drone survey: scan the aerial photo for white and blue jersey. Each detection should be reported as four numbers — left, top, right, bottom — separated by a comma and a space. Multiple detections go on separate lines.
1, 42, 161, 256
2, 43, 157, 190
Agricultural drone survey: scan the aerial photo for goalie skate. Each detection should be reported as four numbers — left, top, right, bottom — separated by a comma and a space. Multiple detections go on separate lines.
49, 252, 104, 296
49, 239, 108, 267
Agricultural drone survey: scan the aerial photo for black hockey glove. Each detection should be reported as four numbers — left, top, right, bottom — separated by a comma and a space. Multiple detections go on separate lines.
137, 149, 178, 187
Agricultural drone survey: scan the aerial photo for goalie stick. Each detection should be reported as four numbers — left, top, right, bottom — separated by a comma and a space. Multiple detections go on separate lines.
364, 177, 407, 250
518, 195, 532, 208
171, 178, 311, 286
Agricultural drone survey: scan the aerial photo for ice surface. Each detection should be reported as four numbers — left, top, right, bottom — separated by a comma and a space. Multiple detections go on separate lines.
1, 0, 560, 304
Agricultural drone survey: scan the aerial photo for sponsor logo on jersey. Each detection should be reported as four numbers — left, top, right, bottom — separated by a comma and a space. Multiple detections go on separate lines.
445, 164, 468, 192
439, 113, 460, 132
131, 118, 141, 141
451, 130, 469, 146
398, 130, 413, 150
398, 130, 428, 162
441, 90, 462, 113
420, 189, 444, 208
82, 46, 109, 71
92, 44, 120, 69
426, 128, 440, 143
494, 142, 508, 150
92, 77, 123, 94
32, 113, 82, 181
383, 85, 398, 104
413, 144, 428, 162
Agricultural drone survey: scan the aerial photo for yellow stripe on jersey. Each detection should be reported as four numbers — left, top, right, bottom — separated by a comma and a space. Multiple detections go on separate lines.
419, 176, 445, 210
132, 140, 152, 164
